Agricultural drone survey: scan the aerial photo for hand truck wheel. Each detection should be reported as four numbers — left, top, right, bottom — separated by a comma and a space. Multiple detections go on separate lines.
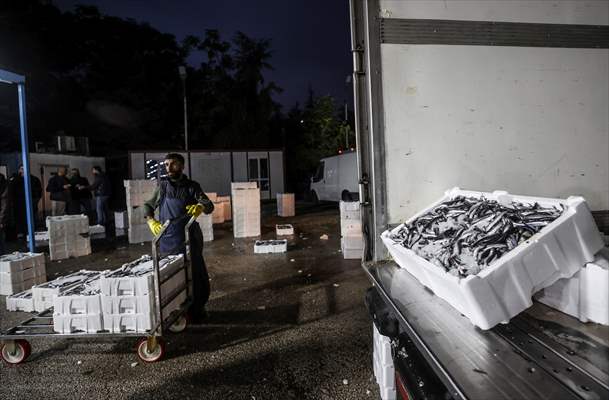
1, 340, 31, 365
136, 337, 165, 363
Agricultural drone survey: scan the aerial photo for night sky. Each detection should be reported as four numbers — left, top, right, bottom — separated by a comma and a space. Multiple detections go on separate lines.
54, 0, 353, 110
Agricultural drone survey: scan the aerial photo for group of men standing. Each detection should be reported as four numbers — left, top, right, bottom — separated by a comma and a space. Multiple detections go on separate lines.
0, 165, 112, 253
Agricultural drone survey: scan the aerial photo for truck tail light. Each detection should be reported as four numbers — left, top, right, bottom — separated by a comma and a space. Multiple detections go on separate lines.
396, 371, 412, 400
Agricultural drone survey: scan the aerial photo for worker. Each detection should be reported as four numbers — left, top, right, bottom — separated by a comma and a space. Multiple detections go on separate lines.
10, 164, 43, 234
68, 168, 92, 220
45, 167, 71, 216
143, 153, 214, 322
87, 166, 112, 228
0, 173, 10, 255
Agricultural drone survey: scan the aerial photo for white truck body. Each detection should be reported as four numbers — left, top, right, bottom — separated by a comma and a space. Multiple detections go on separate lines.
310, 151, 358, 201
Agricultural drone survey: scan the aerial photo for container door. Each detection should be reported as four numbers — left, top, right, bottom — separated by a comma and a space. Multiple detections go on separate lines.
247, 152, 270, 200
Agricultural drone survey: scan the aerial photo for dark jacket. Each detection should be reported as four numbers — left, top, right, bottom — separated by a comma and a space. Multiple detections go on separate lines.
70, 176, 92, 200
143, 174, 213, 218
90, 173, 112, 197
46, 174, 70, 202
0, 174, 10, 226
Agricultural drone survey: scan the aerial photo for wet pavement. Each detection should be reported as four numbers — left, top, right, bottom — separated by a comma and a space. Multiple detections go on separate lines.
0, 205, 380, 399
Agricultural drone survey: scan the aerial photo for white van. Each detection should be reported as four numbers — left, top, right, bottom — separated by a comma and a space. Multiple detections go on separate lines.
310, 151, 359, 202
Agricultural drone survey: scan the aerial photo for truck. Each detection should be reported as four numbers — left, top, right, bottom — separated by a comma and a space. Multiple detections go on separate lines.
350, 1, 609, 399
310, 151, 359, 202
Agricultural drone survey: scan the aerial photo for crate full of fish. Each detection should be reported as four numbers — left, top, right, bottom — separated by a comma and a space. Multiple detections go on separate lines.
381, 187, 604, 330
254, 240, 288, 254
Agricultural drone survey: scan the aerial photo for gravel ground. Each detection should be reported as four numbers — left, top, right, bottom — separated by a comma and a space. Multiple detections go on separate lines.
0, 205, 380, 400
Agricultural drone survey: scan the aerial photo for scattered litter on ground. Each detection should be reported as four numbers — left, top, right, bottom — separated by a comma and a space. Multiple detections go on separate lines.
257, 306, 266, 310
77, 360, 82, 365
290, 259, 295, 262
333, 283, 340, 288
320, 234, 329, 240
131, 362, 138, 367
342, 379, 349, 385
298, 270, 302, 274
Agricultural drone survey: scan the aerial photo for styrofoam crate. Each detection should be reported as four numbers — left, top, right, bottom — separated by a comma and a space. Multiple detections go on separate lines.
231, 182, 258, 189
128, 223, 153, 244
197, 214, 214, 242
373, 324, 396, 398
53, 313, 103, 334
276, 224, 294, 236
340, 210, 361, 221
381, 187, 605, 330
342, 235, 363, 250
379, 387, 397, 400
89, 224, 106, 239
6, 289, 34, 312
32, 270, 101, 312
103, 290, 187, 333
535, 248, 609, 325
340, 221, 362, 236
0, 264, 46, 284
53, 278, 103, 315
340, 201, 360, 213
277, 193, 295, 217
0, 252, 45, 274
99, 255, 184, 297
217, 196, 232, 221
114, 211, 128, 229
212, 201, 225, 224
254, 240, 288, 254
101, 295, 153, 315
0, 277, 37, 296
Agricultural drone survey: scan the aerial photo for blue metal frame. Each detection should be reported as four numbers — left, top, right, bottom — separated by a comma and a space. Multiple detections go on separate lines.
0, 69, 35, 253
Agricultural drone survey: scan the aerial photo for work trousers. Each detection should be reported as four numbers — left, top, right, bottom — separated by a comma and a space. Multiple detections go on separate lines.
189, 226, 210, 316
51, 200, 66, 216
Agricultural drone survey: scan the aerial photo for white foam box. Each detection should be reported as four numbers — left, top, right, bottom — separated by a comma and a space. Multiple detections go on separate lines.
277, 193, 295, 217
99, 255, 184, 297
0, 252, 45, 275
53, 313, 103, 334
33, 270, 101, 312
53, 279, 103, 316
373, 324, 396, 400
276, 224, 294, 236
89, 224, 106, 239
128, 222, 153, 244
114, 211, 128, 229
341, 221, 362, 236
231, 182, 258, 189
254, 240, 288, 254
381, 187, 605, 330
47, 215, 91, 260
212, 201, 225, 224
0, 264, 46, 284
1, 277, 38, 296
217, 196, 232, 221
232, 187, 261, 238
197, 213, 214, 242
103, 290, 187, 333
26, 231, 49, 245
340, 200, 360, 213
6, 289, 35, 312
535, 248, 609, 325
102, 295, 153, 315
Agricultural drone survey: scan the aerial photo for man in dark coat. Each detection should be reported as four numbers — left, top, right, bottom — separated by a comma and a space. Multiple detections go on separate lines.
46, 167, 71, 216
68, 168, 92, 220
87, 166, 112, 227
10, 164, 43, 234
143, 153, 214, 322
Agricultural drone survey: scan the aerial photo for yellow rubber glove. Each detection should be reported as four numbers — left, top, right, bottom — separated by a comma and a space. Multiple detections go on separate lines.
186, 204, 204, 218
147, 218, 163, 236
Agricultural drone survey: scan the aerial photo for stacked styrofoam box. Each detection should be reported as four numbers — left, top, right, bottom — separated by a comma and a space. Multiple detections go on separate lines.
89, 224, 106, 239
100, 255, 186, 333
0, 252, 46, 296
26, 231, 49, 246
381, 188, 605, 330
254, 240, 288, 254
277, 193, 295, 217
6, 289, 35, 312
217, 196, 232, 221
197, 213, 214, 242
32, 270, 101, 312
53, 277, 104, 334
340, 201, 363, 260
276, 224, 294, 236
124, 180, 157, 244
46, 215, 91, 260
232, 182, 260, 238
535, 248, 609, 325
114, 211, 128, 229
212, 201, 225, 224
373, 324, 396, 400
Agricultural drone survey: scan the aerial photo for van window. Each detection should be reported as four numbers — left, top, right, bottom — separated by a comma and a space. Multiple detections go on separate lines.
313, 162, 324, 182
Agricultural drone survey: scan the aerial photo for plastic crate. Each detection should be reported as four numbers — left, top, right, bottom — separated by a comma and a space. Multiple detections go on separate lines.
381, 187, 605, 330
535, 248, 608, 325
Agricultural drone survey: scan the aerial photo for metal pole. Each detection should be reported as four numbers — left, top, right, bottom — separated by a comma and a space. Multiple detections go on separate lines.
182, 78, 188, 152
17, 83, 35, 253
